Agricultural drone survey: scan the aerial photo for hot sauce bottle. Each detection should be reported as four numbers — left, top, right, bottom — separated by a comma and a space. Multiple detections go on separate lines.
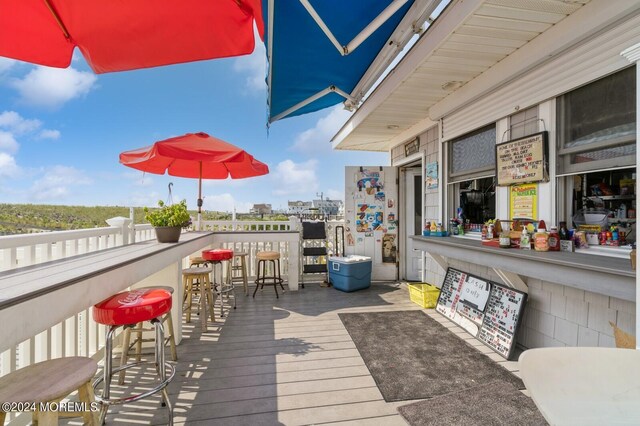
548, 226, 560, 251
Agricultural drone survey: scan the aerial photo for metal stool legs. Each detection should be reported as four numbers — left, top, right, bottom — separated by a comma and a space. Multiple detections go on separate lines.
94, 320, 175, 425
254, 259, 285, 298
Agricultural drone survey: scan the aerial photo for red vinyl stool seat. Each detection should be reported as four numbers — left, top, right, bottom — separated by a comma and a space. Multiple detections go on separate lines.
202, 249, 234, 262
93, 288, 172, 326
92, 288, 175, 425
202, 249, 236, 317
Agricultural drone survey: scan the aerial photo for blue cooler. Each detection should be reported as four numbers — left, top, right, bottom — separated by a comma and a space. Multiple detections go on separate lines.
328, 256, 372, 292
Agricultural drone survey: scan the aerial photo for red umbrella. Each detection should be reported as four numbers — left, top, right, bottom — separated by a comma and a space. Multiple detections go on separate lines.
119, 132, 269, 224
0, 0, 264, 73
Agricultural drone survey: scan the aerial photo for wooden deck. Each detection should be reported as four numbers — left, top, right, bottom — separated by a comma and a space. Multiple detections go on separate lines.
67, 282, 523, 425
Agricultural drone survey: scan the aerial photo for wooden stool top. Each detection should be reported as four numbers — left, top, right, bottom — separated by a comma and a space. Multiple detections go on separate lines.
183, 266, 213, 276
257, 251, 280, 260
138, 285, 175, 294
189, 256, 207, 266
0, 357, 97, 403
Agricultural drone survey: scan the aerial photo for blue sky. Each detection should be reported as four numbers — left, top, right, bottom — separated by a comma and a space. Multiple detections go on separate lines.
0, 42, 387, 213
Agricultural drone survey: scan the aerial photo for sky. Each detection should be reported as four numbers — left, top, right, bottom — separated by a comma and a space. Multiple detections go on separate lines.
0, 39, 388, 213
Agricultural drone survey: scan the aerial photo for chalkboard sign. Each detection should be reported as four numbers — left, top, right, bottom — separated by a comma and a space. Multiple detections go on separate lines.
478, 286, 527, 359
436, 267, 527, 360
496, 131, 548, 186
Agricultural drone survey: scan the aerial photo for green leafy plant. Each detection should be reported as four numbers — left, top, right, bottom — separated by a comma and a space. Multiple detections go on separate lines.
144, 200, 192, 228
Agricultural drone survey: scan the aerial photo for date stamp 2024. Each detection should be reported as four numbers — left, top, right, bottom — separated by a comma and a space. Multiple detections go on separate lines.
1, 401, 100, 412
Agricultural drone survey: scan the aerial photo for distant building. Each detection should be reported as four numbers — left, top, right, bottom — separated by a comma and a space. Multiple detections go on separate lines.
287, 201, 313, 215
313, 198, 343, 216
250, 203, 272, 215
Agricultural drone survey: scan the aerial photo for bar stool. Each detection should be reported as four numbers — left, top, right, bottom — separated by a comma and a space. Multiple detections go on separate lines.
202, 249, 235, 317
92, 288, 175, 425
182, 266, 216, 332
231, 252, 249, 295
189, 255, 208, 267
0, 357, 99, 425
118, 285, 178, 385
254, 251, 285, 298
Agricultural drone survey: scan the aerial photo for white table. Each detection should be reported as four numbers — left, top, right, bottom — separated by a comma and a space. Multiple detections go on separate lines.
519, 347, 640, 425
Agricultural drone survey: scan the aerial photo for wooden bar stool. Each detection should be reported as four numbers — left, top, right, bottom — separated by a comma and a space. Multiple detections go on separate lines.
254, 251, 285, 298
202, 249, 235, 317
0, 357, 99, 426
189, 256, 208, 267
118, 285, 178, 385
93, 288, 175, 425
231, 252, 249, 295
182, 265, 216, 331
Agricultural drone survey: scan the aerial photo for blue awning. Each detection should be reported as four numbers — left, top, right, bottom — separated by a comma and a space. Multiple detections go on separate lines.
265, 0, 418, 123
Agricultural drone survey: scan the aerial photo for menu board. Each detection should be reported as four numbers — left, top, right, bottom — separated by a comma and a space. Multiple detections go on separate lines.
436, 267, 527, 360
496, 132, 547, 186
477, 286, 527, 359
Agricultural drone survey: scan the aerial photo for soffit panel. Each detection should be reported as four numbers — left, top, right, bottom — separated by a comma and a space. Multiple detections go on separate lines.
335, 0, 588, 152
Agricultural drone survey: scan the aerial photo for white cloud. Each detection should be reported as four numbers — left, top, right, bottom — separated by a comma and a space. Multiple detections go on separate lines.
11, 66, 97, 108
29, 165, 92, 201
233, 29, 266, 93
326, 189, 343, 202
290, 107, 351, 155
37, 129, 61, 140
0, 58, 16, 73
0, 131, 19, 153
272, 159, 318, 196
0, 153, 20, 178
122, 171, 154, 187
203, 193, 252, 213
0, 111, 42, 134
128, 191, 161, 207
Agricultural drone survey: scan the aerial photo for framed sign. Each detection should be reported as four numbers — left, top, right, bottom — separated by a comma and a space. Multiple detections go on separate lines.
404, 137, 420, 157
496, 131, 548, 186
509, 183, 538, 220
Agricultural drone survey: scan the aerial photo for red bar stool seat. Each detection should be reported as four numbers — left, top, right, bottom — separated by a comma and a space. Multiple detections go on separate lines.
92, 288, 175, 425
202, 249, 236, 317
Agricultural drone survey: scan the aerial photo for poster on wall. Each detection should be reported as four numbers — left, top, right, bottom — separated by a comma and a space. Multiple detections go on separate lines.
425, 162, 438, 189
496, 131, 548, 186
356, 169, 384, 194
509, 183, 538, 220
382, 234, 397, 263
356, 204, 383, 232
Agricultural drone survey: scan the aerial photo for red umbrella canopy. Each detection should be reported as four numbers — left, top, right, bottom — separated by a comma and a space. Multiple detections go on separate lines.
0, 0, 264, 73
119, 132, 269, 180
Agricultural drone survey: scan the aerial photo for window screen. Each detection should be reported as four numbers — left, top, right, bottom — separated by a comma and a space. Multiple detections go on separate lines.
449, 124, 496, 180
557, 66, 636, 174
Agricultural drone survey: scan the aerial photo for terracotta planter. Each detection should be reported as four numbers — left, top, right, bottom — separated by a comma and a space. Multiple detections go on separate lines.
154, 226, 182, 243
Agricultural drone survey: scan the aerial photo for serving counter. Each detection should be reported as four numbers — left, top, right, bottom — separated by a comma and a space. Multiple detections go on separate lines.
410, 236, 635, 302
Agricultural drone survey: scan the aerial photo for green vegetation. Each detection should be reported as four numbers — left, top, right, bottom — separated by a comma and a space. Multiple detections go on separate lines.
144, 200, 191, 227
0, 203, 290, 235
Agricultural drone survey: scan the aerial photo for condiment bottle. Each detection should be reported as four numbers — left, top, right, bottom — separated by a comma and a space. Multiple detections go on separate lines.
534, 224, 549, 252
481, 224, 488, 240
430, 221, 437, 232
487, 224, 494, 239
520, 228, 531, 250
559, 221, 569, 240
499, 231, 511, 248
548, 226, 560, 251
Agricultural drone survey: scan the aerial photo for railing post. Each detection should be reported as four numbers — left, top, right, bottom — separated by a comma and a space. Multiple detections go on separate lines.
106, 216, 133, 246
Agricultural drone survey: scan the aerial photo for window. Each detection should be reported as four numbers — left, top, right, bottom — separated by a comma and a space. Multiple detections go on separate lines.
448, 124, 497, 229
557, 66, 636, 175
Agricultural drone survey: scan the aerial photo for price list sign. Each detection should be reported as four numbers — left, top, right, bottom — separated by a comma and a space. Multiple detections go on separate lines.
436, 267, 528, 360
478, 286, 527, 359
496, 132, 547, 186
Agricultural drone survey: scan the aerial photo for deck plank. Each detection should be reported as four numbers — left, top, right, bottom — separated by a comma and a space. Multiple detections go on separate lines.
63, 282, 522, 426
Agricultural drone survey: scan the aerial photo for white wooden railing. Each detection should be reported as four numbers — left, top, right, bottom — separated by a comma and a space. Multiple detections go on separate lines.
0, 216, 344, 422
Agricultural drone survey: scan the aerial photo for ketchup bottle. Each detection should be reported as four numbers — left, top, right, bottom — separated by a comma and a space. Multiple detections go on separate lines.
548, 226, 560, 251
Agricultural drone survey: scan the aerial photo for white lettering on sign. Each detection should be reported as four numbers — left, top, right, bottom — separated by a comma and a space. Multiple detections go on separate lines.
460, 276, 490, 311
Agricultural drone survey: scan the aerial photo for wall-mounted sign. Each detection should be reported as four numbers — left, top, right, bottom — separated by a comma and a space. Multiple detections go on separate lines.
404, 137, 420, 157
509, 183, 538, 220
425, 161, 438, 190
496, 131, 548, 186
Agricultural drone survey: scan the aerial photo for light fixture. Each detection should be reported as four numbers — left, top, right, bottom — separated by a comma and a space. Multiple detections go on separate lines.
441, 80, 464, 91
387, 124, 399, 130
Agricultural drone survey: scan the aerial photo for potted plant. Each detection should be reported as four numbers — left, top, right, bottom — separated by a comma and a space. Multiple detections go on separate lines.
144, 200, 192, 243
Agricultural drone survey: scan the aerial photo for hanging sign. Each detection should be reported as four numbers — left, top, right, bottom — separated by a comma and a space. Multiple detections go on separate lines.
509, 183, 538, 220
496, 131, 548, 186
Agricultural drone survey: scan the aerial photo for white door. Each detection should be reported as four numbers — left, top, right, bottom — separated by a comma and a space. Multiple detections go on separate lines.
403, 168, 423, 281
344, 166, 398, 281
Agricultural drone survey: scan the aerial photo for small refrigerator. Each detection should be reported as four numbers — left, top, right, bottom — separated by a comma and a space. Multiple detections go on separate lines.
328, 256, 372, 292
